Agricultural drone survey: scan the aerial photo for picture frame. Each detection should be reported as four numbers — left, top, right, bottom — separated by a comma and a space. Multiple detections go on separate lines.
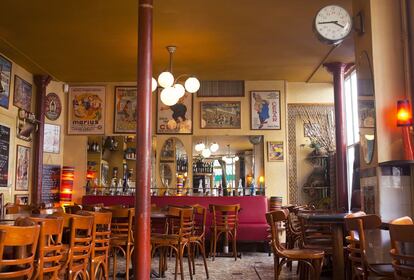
13, 75, 32, 112
14, 194, 29, 205
250, 90, 281, 130
43, 124, 61, 153
0, 193, 3, 215
200, 101, 241, 129
45, 92, 62, 121
156, 90, 193, 134
68, 86, 106, 135
267, 141, 284, 161
15, 145, 30, 191
0, 55, 12, 109
0, 123, 11, 188
114, 86, 137, 133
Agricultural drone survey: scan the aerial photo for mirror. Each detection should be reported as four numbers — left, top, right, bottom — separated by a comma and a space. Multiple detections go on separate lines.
159, 137, 188, 194
357, 51, 376, 164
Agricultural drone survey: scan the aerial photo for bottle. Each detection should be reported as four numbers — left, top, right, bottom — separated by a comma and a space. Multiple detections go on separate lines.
198, 179, 203, 195
237, 179, 243, 196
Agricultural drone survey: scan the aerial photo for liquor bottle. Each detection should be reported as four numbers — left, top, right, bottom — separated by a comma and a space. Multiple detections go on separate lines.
237, 179, 243, 196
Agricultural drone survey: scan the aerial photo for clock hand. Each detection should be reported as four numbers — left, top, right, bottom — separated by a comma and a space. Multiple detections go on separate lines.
333, 21, 345, 28
318, 21, 345, 28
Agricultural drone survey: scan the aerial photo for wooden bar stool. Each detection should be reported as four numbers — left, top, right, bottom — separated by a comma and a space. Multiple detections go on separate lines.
28, 216, 64, 280
389, 216, 414, 279
209, 204, 240, 261
266, 209, 324, 280
108, 207, 134, 280
190, 204, 209, 278
0, 223, 40, 279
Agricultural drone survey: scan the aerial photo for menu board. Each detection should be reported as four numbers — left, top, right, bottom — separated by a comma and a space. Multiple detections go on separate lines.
0, 124, 10, 188
41, 164, 61, 203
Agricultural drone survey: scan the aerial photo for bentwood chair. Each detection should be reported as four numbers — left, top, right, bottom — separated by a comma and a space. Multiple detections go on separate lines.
389, 216, 414, 279
266, 209, 324, 280
0, 223, 40, 279
345, 213, 393, 280
209, 204, 240, 261
190, 204, 209, 278
28, 216, 64, 280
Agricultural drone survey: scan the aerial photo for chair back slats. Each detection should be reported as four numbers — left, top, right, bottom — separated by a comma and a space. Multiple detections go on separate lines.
192, 204, 207, 238
389, 217, 414, 279
166, 206, 194, 240
109, 208, 134, 243
266, 209, 289, 252
209, 204, 240, 229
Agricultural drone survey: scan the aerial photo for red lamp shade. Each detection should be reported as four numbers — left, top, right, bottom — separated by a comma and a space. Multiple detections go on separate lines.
60, 166, 74, 203
397, 100, 412, 127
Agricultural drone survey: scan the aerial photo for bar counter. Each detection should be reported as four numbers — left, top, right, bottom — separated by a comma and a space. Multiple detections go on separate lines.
82, 195, 269, 242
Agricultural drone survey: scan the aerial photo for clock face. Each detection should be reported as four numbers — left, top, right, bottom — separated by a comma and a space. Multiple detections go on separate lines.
314, 5, 352, 43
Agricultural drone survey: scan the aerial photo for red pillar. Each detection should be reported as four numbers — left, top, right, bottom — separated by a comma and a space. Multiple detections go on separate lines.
134, 0, 153, 279
324, 62, 349, 211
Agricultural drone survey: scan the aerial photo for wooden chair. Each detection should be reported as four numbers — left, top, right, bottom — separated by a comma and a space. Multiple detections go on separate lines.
389, 216, 414, 279
88, 211, 112, 280
61, 212, 94, 280
266, 209, 324, 280
189, 204, 209, 278
28, 216, 64, 280
0, 223, 40, 279
109, 207, 134, 280
151, 206, 194, 280
209, 204, 240, 261
345, 213, 393, 280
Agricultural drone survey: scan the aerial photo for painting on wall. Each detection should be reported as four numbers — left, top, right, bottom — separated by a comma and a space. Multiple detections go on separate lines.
156, 90, 193, 134
43, 124, 61, 154
13, 75, 32, 112
0, 55, 12, 109
15, 194, 29, 205
15, 145, 30, 191
200, 101, 241, 129
267, 141, 284, 161
250, 91, 281, 130
114, 86, 137, 133
68, 86, 106, 135
358, 100, 375, 128
45, 92, 62, 121
0, 124, 10, 188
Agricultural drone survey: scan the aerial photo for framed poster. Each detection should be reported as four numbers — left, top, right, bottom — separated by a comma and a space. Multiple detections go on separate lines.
14, 194, 29, 205
200, 101, 241, 129
15, 145, 30, 191
0, 124, 10, 188
156, 90, 193, 134
267, 141, 284, 161
43, 124, 61, 153
358, 100, 375, 128
45, 92, 62, 121
13, 75, 32, 112
0, 55, 12, 109
68, 86, 106, 135
41, 165, 61, 204
114, 86, 137, 133
250, 90, 281, 130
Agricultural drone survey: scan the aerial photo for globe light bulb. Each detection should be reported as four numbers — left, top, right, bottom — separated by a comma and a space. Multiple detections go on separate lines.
151, 77, 158, 92
202, 148, 211, 158
174, 84, 186, 98
160, 87, 179, 106
158, 71, 174, 88
209, 142, 219, 153
234, 156, 240, 162
195, 142, 205, 152
184, 77, 200, 93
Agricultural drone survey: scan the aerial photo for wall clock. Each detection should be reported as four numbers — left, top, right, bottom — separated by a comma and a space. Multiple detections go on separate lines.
314, 5, 353, 45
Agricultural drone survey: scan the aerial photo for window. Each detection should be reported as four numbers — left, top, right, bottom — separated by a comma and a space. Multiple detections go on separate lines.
344, 71, 359, 210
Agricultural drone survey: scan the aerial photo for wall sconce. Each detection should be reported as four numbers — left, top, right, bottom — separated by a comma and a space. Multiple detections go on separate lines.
397, 100, 414, 160
60, 166, 75, 205
258, 176, 265, 195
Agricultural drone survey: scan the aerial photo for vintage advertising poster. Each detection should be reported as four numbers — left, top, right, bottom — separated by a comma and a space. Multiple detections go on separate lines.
15, 145, 30, 191
68, 86, 105, 135
45, 92, 62, 121
114, 87, 137, 133
200, 101, 241, 129
156, 91, 193, 134
13, 75, 32, 112
15, 194, 29, 205
0, 55, 12, 109
0, 124, 10, 187
267, 141, 284, 161
250, 91, 281, 130
43, 124, 61, 153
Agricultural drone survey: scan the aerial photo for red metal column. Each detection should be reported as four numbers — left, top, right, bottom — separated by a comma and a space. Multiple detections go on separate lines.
324, 62, 349, 211
134, 0, 153, 279
33, 75, 52, 204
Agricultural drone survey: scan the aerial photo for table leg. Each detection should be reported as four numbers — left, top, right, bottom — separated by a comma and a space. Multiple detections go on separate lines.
331, 224, 345, 280
224, 232, 229, 254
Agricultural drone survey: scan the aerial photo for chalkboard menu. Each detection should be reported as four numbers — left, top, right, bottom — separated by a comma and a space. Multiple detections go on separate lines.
41, 164, 61, 203
0, 124, 10, 188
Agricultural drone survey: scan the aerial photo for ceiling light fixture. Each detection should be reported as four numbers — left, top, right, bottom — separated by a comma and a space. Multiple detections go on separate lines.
157, 46, 200, 106
222, 144, 239, 164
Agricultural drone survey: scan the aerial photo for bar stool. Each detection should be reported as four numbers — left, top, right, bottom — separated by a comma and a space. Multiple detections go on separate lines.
28, 216, 64, 280
0, 223, 40, 279
266, 209, 324, 280
209, 204, 240, 261
190, 204, 209, 278
389, 216, 414, 279
108, 207, 134, 280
